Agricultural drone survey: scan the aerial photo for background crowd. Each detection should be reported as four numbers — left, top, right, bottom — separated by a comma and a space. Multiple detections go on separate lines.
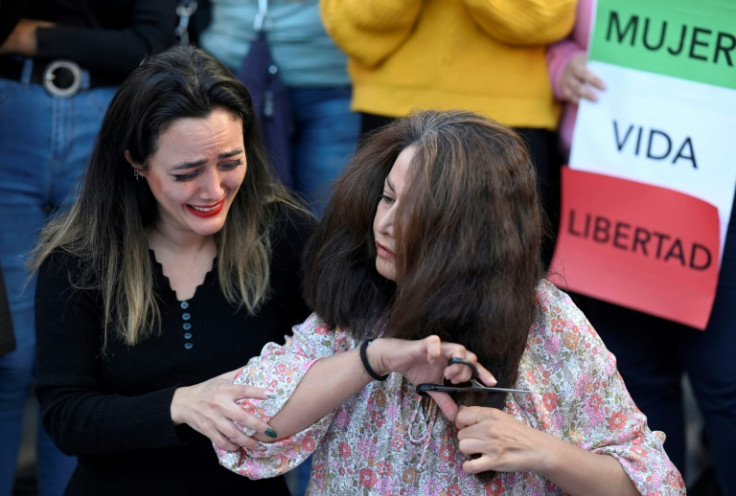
0, 0, 730, 495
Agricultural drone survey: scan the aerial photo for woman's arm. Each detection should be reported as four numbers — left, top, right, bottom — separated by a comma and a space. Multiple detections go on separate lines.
215, 316, 496, 479
31, 0, 178, 74
454, 281, 683, 495
455, 406, 639, 496
464, 0, 576, 46
547, 0, 605, 104
34, 251, 272, 455
320, 0, 423, 68
258, 335, 494, 442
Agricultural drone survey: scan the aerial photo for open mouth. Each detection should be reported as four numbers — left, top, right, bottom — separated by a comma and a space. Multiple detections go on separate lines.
187, 199, 225, 218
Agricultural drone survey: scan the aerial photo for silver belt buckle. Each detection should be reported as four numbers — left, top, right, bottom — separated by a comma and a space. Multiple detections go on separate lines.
42, 60, 82, 97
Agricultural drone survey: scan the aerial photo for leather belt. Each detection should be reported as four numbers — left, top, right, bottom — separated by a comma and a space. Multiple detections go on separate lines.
0, 56, 122, 97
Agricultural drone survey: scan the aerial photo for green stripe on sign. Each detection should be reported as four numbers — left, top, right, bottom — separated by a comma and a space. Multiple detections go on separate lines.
590, 0, 736, 90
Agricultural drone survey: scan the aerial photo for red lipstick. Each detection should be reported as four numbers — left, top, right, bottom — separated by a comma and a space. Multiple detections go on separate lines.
187, 199, 225, 218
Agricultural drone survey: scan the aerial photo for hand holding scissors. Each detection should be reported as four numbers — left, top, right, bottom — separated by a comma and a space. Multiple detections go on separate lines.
417, 357, 534, 397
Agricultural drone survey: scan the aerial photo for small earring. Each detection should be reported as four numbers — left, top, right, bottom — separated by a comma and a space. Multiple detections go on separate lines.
133, 170, 140, 181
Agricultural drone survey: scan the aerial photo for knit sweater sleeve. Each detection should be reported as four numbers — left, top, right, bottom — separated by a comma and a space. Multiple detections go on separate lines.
464, 0, 576, 46
35, 251, 185, 456
34, 0, 178, 75
320, 0, 423, 68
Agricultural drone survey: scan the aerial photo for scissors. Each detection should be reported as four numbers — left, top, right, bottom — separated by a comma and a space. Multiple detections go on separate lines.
416, 357, 534, 396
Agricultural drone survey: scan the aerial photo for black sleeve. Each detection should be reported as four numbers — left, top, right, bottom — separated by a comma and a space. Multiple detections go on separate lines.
34, 0, 179, 75
34, 252, 184, 456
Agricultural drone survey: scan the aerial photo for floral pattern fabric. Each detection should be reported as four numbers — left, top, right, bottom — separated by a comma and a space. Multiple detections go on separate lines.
216, 280, 685, 495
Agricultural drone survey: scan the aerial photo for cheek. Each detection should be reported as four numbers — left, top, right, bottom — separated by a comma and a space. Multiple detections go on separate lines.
147, 175, 191, 205
226, 168, 247, 193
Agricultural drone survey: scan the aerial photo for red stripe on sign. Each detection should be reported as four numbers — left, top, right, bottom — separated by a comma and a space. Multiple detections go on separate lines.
549, 167, 719, 330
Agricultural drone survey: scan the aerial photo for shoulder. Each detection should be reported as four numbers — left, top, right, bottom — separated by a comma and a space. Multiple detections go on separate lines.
35, 250, 95, 304
271, 201, 316, 240
532, 279, 591, 336
267, 201, 316, 256
38, 249, 85, 279
524, 279, 611, 371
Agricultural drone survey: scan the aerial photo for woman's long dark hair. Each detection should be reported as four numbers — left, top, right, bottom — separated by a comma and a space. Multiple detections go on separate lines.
305, 110, 544, 410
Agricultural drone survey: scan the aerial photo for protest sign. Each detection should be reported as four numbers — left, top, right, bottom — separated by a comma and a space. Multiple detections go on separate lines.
549, 0, 736, 329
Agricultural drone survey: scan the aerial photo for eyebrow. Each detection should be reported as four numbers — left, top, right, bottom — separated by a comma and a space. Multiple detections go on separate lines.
169, 149, 244, 171
385, 175, 395, 192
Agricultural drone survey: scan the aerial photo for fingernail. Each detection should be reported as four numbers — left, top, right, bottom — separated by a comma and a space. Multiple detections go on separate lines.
254, 443, 268, 451
266, 393, 276, 399
265, 428, 278, 438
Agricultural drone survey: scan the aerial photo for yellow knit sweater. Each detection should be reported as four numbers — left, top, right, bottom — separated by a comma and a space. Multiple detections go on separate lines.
321, 0, 575, 130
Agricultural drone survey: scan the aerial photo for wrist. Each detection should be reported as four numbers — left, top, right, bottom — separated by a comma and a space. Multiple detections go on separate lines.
531, 429, 563, 476
170, 387, 186, 425
360, 338, 389, 381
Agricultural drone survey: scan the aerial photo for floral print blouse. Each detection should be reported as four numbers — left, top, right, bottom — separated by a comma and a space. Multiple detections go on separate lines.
216, 280, 684, 495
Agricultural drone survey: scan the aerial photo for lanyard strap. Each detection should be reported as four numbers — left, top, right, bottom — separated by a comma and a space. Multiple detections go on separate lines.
254, 0, 269, 31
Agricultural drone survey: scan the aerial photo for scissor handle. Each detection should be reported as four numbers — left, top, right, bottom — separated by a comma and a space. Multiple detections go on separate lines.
447, 357, 478, 380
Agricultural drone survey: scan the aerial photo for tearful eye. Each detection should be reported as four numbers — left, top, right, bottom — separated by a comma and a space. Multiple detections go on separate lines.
174, 171, 199, 182
219, 159, 244, 170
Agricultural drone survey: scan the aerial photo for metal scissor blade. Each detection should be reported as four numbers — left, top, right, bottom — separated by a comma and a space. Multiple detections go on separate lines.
473, 386, 535, 395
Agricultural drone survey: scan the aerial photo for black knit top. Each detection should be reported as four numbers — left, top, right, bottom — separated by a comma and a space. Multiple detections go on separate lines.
34, 206, 314, 495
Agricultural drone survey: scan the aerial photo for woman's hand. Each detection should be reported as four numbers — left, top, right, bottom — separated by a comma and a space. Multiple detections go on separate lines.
559, 52, 606, 104
369, 336, 496, 420
455, 406, 641, 496
455, 405, 549, 474
372, 335, 495, 386
171, 368, 275, 452
0, 19, 53, 56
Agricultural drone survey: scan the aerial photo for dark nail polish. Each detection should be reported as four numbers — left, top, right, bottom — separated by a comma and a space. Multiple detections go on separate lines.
265, 428, 278, 438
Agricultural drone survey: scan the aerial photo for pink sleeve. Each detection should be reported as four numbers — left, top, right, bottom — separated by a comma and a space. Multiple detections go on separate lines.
547, 40, 585, 102
215, 314, 351, 479
547, 0, 596, 102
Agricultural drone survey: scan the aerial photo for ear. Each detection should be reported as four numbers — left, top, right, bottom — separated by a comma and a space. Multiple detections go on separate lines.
124, 150, 145, 177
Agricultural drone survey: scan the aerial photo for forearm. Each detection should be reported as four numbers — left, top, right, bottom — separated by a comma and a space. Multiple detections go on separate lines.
258, 345, 374, 441
39, 386, 182, 455
539, 433, 639, 496
35, 0, 178, 73
464, 0, 576, 45
320, 0, 423, 67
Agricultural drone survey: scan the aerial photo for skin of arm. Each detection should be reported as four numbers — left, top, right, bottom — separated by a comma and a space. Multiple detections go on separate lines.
0, 18, 52, 55
455, 406, 639, 496
254, 335, 496, 443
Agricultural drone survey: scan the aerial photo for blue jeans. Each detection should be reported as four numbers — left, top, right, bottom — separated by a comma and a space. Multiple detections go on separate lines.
0, 61, 117, 496
576, 197, 736, 493
288, 86, 360, 216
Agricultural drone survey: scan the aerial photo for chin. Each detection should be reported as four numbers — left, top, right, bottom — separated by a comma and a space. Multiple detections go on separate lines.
375, 261, 396, 282
191, 220, 226, 237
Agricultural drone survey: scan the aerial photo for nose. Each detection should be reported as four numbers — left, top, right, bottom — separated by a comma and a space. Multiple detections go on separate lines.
199, 167, 225, 200
375, 202, 396, 235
